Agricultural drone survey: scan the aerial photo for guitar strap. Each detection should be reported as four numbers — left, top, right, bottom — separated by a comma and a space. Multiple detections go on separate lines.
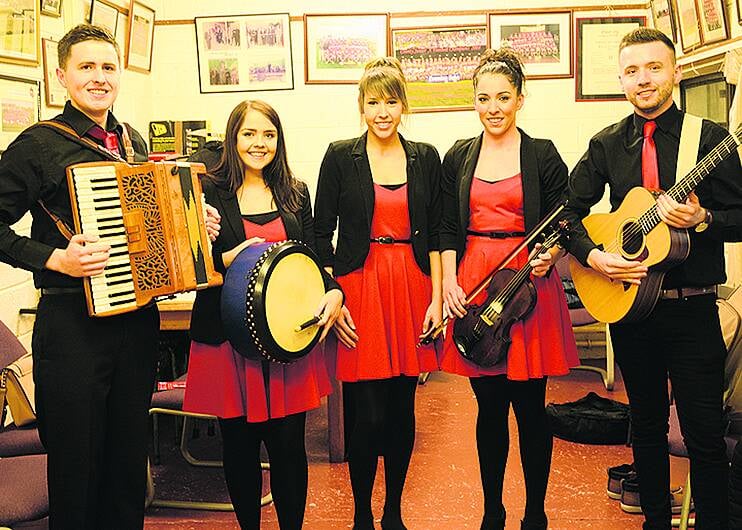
676, 113, 703, 182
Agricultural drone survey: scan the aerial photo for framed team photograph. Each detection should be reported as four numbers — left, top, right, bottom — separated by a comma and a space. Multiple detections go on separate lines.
42, 38, 66, 107
41, 0, 62, 17
576, 16, 646, 101
125, 0, 155, 73
488, 10, 573, 79
0, 0, 40, 65
650, 0, 677, 43
0, 75, 41, 151
391, 24, 488, 112
676, 0, 703, 52
304, 13, 389, 84
195, 13, 294, 93
697, 0, 729, 46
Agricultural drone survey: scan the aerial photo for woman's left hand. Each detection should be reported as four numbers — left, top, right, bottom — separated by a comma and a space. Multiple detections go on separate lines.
315, 289, 344, 342
530, 243, 554, 278
420, 297, 443, 338
203, 200, 221, 242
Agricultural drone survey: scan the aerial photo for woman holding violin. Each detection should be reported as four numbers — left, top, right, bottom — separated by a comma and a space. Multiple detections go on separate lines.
439, 49, 578, 530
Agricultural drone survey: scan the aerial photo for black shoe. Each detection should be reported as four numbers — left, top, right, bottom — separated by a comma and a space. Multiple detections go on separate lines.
480, 507, 506, 530
521, 512, 547, 530
353, 515, 375, 530
619, 476, 689, 515
607, 462, 635, 500
380, 515, 407, 530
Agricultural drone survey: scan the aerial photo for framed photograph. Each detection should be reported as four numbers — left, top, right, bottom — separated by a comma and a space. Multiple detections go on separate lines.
576, 17, 646, 101
90, 0, 119, 38
0, 75, 41, 151
125, 0, 154, 73
697, 0, 729, 46
650, 0, 677, 43
0, 0, 40, 65
41, 0, 62, 17
391, 25, 487, 112
676, 0, 702, 52
195, 13, 293, 94
488, 11, 572, 79
42, 38, 66, 107
304, 13, 389, 84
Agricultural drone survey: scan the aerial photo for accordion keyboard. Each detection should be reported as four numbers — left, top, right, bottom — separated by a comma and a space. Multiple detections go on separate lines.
70, 165, 138, 314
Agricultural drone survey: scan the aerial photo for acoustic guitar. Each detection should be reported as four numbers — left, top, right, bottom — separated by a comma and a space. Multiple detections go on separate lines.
570, 126, 742, 324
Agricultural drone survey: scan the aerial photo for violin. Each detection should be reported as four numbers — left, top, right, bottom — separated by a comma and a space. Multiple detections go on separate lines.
452, 220, 569, 367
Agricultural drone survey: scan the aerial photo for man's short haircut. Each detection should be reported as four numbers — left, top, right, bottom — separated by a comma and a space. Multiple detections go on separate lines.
58, 24, 119, 69
619, 27, 676, 62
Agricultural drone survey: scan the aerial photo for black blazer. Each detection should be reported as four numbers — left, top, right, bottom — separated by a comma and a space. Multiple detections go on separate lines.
314, 132, 442, 276
190, 177, 340, 345
439, 130, 568, 260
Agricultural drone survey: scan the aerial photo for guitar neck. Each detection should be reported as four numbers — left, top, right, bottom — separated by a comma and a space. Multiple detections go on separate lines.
640, 126, 742, 233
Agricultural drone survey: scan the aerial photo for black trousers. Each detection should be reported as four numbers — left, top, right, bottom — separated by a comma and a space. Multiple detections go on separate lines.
611, 294, 729, 530
32, 293, 159, 530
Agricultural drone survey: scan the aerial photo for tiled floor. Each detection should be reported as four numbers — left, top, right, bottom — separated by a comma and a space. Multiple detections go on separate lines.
144, 363, 689, 529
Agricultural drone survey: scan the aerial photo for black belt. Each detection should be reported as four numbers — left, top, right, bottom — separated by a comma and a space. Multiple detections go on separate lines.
40, 287, 84, 296
659, 286, 716, 300
370, 236, 411, 244
466, 230, 526, 239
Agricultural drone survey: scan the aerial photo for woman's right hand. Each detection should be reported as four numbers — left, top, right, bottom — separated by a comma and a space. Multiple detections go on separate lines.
333, 305, 358, 349
442, 275, 467, 319
222, 237, 266, 268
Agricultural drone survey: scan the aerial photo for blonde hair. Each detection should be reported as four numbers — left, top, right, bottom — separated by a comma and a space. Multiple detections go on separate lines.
357, 57, 409, 114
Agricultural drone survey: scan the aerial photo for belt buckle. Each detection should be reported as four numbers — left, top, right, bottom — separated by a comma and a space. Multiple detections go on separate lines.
377, 236, 393, 244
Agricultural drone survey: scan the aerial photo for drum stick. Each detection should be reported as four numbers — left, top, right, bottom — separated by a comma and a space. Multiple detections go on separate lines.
295, 315, 321, 332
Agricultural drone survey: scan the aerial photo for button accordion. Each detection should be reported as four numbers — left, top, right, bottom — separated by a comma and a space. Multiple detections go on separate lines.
66, 161, 223, 317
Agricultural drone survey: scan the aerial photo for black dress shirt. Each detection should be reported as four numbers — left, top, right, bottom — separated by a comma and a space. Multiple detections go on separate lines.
565, 103, 742, 288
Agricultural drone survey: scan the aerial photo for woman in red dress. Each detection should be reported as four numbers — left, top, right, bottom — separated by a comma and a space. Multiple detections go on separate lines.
439, 49, 578, 530
183, 100, 343, 529
313, 58, 442, 530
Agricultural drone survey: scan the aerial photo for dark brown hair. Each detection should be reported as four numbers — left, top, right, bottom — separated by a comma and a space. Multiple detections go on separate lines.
58, 24, 119, 69
619, 27, 676, 63
212, 100, 302, 213
357, 57, 409, 114
472, 48, 526, 95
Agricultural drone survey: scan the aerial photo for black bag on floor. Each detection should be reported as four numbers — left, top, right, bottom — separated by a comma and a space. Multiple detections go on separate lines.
546, 392, 630, 445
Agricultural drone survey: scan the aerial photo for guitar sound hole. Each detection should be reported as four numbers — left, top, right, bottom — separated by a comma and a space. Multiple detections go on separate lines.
620, 221, 644, 256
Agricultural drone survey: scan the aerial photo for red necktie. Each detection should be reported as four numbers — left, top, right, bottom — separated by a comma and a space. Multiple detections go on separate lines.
87, 125, 121, 157
642, 120, 660, 190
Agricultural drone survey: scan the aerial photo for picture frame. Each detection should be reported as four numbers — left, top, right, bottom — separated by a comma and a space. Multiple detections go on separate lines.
304, 13, 389, 84
676, 0, 702, 52
40, 0, 62, 17
125, 0, 155, 73
650, 0, 677, 43
575, 16, 646, 101
89, 0, 119, 38
488, 10, 573, 79
0, 0, 40, 65
697, 0, 729, 46
0, 75, 41, 152
738, 0, 742, 25
42, 38, 66, 107
391, 24, 488, 112
195, 13, 294, 94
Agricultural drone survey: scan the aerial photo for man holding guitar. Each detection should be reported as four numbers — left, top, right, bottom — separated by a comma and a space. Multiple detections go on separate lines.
565, 28, 742, 529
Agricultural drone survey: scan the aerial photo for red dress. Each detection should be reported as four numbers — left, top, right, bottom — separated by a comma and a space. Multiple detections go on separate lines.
335, 183, 438, 382
183, 216, 332, 423
439, 175, 578, 380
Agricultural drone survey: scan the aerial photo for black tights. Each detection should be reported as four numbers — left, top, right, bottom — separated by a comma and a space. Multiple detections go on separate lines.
345, 376, 418, 525
469, 376, 551, 526
219, 413, 307, 530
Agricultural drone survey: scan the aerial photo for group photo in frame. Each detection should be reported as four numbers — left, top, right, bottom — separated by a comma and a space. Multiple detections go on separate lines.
650, 0, 677, 43
42, 38, 66, 107
304, 13, 389, 84
575, 16, 646, 101
41, 0, 62, 17
391, 24, 488, 112
0, 75, 40, 151
0, 0, 39, 65
488, 10, 572, 79
697, 0, 729, 46
125, 0, 155, 73
195, 13, 293, 94
676, 0, 702, 52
